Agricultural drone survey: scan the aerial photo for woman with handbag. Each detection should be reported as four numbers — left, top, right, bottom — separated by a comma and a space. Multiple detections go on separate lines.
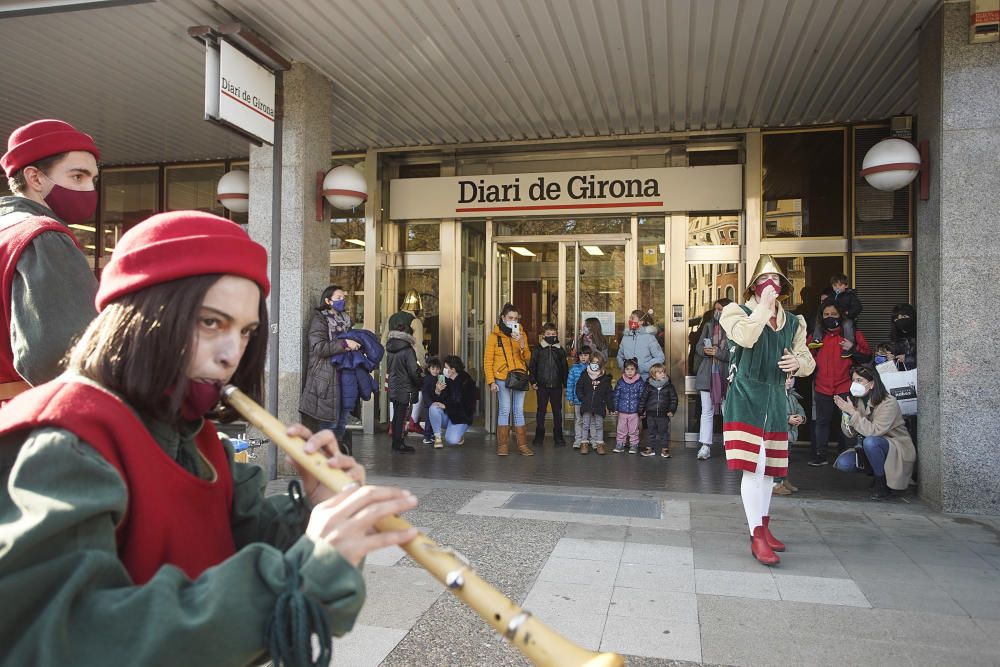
484, 303, 533, 456
833, 365, 916, 500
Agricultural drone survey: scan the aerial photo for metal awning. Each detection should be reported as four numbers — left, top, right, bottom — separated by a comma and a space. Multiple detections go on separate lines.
0, 0, 940, 164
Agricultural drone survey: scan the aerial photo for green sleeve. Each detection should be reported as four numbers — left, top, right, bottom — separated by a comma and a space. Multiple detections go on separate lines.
10, 231, 98, 384
0, 427, 366, 667
226, 437, 310, 551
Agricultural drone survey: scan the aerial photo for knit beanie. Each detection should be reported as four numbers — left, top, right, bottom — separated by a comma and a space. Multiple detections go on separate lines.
96, 210, 269, 311
2, 119, 100, 177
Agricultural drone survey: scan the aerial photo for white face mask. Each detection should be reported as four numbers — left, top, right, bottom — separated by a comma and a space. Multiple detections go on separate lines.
849, 381, 869, 398
589, 363, 600, 372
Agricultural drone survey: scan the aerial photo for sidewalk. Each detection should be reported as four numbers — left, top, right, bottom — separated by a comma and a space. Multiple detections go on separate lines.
266, 453, 1000, 666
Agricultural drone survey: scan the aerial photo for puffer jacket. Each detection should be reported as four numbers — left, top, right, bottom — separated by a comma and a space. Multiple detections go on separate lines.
576, 372, 615, 417
617, 326, 664, 380
639, 377, 678, 418
613, 375, 645, 414
786, 389, 806, 442
385, 331, 422, 403
484, 324, 531, 385
528, 340, 568, 388
566, 362, 586, 405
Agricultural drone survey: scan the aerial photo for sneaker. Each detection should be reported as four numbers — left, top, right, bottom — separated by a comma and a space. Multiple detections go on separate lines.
573, 442, 582, 450
628, 444, 639, 455
613, 443, 625, 453
433, 434, 444, 449
782, 479, 799, 492
660, 449, 671, 458
697, 444, 711, 460
773, 482, 792, 496
640, 447, 655, 457
807, 456, 828, 467
807, 339, 824, 350
422, 436, 435, 445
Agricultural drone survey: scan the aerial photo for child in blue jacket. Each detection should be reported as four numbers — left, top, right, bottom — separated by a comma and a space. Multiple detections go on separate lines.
565, 345, 591, 450
613, 359, 645, 454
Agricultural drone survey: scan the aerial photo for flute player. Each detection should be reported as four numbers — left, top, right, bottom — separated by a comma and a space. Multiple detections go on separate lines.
0, 211, 417, 666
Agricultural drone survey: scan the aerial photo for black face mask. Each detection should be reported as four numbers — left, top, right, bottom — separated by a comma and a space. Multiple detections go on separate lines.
544, 336, 559, 345
823, 317, 841, 330
895, 319, 914, 334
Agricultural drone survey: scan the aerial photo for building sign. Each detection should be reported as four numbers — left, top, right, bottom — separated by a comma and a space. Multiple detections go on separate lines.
205, 40, 276, 145
389, 164, 742, 219
581, 311, 616, 338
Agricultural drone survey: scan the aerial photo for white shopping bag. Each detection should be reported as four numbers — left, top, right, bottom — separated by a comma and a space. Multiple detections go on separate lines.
879, 366, 917, 416
876, 360, 898, 375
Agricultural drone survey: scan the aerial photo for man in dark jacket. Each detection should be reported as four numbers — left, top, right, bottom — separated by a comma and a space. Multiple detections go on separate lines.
386, 325, 422, 453
528, 322, 569, 446
1, 120, 101, 403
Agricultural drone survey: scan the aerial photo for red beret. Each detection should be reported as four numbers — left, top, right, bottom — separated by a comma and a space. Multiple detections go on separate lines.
2, 119, 100, 177
96, 211, 270, 311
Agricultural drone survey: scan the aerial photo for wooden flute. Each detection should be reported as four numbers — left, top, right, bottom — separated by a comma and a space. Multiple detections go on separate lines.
222, 385, 624, 667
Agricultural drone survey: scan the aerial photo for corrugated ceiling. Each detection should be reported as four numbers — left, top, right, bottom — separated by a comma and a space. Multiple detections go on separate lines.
0, 0, 940, 164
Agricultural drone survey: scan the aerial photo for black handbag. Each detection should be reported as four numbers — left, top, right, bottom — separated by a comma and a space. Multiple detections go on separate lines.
497, 336, 530, 391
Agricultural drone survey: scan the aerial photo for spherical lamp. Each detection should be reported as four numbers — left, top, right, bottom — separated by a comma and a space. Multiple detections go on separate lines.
322, 165, 368, 210
860, 138, 921, 192
216, 170, 250, 213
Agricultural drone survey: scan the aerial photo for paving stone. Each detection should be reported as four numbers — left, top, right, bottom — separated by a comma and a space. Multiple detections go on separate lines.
692, 529, 749, 553
690, 514, 750, 533
918, 565, 1000, 593
695, 569, 781, 600
621, 543, 694, 567
838, 557, 933, 584
797, 635, 913, 667
855, 579, 968, 616
521, 579, 613, 618
608, 588, 699, 624
355, 566, 444, 630
694, 549, 764, 573
906, 644, 1000, 667
550, 537, 625, 562
699, 605, 800, 667
330, 624, 407, 667
626, 526, 692, 547
601, 615, 702, 662
954, 596, 1000, 620
415, 488, 483, 513
363, 544, 407, 567
537, 556, 619, 587
616, 561, 696, 593
773, 575, 870, 607
768, 555, 850, 579
537, 610, 607, 652
564, 522, 628, 541
895, 541, 994, 568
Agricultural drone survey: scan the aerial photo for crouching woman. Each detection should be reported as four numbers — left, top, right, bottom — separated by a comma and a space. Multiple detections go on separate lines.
0, 211, 416, 666
833, 365, 916, 500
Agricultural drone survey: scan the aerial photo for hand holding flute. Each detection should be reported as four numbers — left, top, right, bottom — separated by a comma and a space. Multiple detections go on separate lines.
282, 422, 418, 567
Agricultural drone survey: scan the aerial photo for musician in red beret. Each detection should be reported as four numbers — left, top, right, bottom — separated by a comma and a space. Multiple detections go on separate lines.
0, 119, 102, 404
0, 210, 417, 665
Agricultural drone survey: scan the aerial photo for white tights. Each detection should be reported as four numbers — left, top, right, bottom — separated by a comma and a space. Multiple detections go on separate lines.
740, 445, 773, 534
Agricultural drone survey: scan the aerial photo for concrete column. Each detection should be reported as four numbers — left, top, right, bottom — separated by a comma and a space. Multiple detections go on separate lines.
917, 2, 1000, 513
248, 63, 333, 473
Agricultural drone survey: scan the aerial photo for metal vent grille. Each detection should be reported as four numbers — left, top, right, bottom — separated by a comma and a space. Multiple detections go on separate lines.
503, 493, 661, 519
853, 254, 911, 345
854, 126, 911, 236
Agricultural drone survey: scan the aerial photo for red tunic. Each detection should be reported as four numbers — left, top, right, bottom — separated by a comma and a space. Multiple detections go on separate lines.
0, 215, 79, 386
0, 380, 236, 584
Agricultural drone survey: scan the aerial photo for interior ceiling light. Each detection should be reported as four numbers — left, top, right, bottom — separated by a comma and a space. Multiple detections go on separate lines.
583, 246, 605, 256
344, 239, 366, 247
509, 246, 536, 257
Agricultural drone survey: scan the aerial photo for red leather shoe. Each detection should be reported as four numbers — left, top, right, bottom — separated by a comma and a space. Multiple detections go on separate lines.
762, 516, 786, 552
751, 526, 780, 565
405, 418, 423, 434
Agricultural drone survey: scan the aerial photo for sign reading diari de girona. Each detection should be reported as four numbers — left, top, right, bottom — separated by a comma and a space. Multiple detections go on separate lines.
216, 41, 275, 145
389, 165, 742, 219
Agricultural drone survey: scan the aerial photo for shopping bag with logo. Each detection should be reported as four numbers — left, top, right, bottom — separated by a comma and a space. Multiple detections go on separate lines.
879, 365, 917, 416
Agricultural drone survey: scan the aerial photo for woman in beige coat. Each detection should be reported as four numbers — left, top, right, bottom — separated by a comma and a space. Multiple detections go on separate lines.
834, 365, 916, 500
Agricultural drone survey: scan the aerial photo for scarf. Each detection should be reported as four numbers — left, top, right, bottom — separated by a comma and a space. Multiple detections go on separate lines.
649, 377, 668, 389
709, 322, 727, 414
622, 374, 641, 384
325, 309, 351, 341
586, 367, 602, 380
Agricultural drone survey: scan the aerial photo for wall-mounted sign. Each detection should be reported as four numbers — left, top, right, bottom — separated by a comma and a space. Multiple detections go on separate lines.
389, 164, 742, 219
581, 311, 616, 338
671, 305, 684, 323
204, 40, 275, 145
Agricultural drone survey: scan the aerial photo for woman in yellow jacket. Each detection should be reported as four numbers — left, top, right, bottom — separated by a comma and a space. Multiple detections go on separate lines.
484, 303, 533, 456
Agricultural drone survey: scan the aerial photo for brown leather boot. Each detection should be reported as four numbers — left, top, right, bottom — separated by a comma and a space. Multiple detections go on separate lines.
579, 442, 590, 455
514, 425, 534, 456
496, 425, 510, 456
595, 442, 607, 455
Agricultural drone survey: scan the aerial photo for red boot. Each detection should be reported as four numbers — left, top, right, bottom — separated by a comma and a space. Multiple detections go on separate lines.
762, 516, 785, 552
406, 417, 423, 434
750, 526, 780, 565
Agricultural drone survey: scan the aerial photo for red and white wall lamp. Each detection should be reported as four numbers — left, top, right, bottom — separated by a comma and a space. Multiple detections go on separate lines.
216, 169, 250, 213
316, 164, 368, 220
860, 138, 930, 200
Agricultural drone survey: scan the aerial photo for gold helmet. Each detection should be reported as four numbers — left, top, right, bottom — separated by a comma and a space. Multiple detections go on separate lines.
401, 289, 423, 312
744, 254, 792, 301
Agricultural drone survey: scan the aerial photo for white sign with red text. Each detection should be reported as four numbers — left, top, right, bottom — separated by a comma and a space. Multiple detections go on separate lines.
217, 41, 275, 145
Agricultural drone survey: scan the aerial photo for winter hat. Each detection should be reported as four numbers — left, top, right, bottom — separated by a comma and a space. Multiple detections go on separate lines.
96, 210, 269, 311
2, 119, 100, 177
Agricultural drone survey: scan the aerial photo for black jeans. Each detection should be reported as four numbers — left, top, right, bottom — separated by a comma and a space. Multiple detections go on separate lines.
646, 415, 670, 453
535, 386, 564, 437
812, 392, 850, 459
391, 400, 410, 449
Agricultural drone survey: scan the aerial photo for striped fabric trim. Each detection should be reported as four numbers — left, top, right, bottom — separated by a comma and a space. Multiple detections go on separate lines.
726, 457, 789, 477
